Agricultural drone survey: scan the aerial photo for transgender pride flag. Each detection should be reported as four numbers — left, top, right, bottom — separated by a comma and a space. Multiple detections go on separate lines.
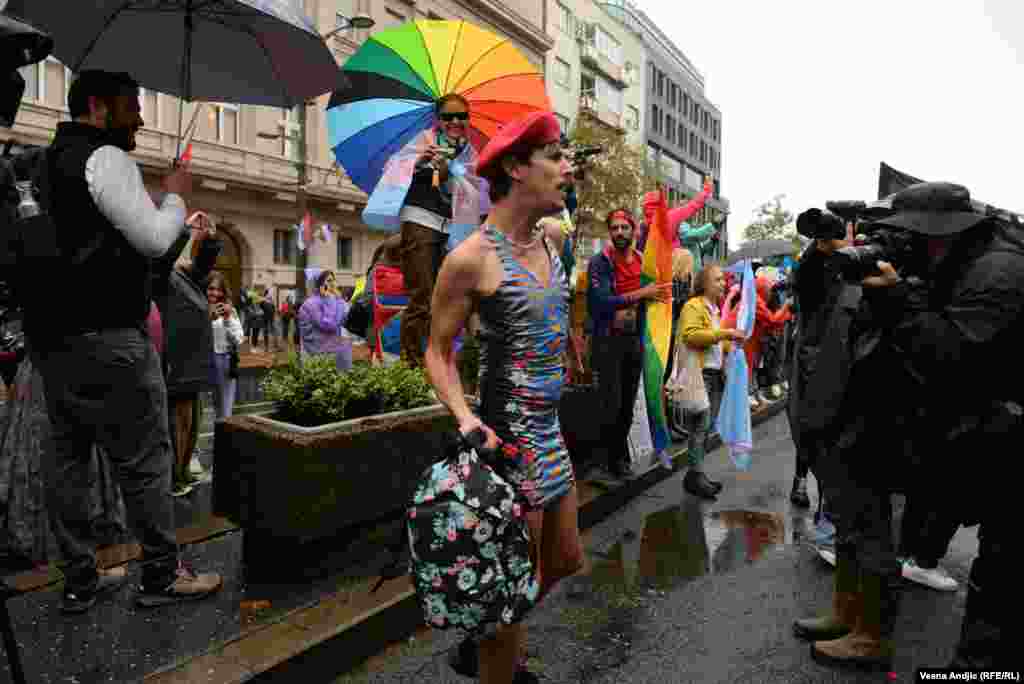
640, 190, 674, 467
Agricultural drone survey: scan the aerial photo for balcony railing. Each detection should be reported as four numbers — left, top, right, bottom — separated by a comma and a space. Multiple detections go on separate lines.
579, 44, 628, 88
579, 94, 623, 131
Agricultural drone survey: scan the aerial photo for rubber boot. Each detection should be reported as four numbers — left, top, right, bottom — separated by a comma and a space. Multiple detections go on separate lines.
793, 553, 859, 640
950, 583, 1005, 669
811, 571, 894, 671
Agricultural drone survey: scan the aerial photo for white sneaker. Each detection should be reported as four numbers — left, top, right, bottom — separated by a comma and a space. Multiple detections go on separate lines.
817, 548, 837, 567
770, 384, 783, 399
902, 559, 958, 591
189, 455, 204, 476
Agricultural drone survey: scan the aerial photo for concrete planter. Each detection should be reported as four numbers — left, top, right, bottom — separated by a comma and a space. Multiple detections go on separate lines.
213, 404, 456, 545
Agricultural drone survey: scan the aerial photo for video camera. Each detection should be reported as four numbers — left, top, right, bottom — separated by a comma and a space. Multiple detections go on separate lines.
565, 143, 604, 180
797, 203, 922, 282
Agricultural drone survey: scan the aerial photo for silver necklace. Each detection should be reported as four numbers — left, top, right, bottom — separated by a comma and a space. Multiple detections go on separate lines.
499, 226, 543, 250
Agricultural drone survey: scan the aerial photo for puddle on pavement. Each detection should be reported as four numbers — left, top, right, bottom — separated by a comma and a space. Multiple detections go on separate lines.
583, 498, 791, 596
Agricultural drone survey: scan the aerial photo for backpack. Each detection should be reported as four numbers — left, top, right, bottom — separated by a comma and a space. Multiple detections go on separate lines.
0, 143, 61, 333
407, 429, 539, 634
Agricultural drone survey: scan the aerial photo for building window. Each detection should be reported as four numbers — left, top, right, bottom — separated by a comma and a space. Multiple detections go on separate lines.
690, 132, 697, 156
595, 75, 622, 116
140, 88, 159, 129
555, 113, 570, 134
682, 93, 689, 117
665, 114, 674, 143
649, 64, 656, 93
626, 105, 639, 131
554, 58, 571, 88
712, 119, 719, 141
669, 83, 677, 109
337, 236, 353, 270
678, 124, 685, 147
656, 71, 664, 98
213, 103, 239, 145
385, 8, 405, 24
595, 27, 622, 67
281, 106, 301, 159
273, 229, 297, 265
556, 3, 572, 34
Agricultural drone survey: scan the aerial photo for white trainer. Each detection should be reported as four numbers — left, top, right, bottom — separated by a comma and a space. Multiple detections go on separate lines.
902, 559, 958, 591
817, 548, 837, 567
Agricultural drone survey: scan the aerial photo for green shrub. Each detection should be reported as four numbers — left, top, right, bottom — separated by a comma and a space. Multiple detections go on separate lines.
261, 354, 436, 427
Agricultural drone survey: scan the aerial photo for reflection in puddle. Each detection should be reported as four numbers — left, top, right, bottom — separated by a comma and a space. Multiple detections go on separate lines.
586, 499, 788, 595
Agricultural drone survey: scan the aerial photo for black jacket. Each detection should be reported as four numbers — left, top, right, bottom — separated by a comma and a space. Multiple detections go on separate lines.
45, 123, 152, 342
787, 244, 861, 438
151, 232, 222, 398
835, 220, 1024, 495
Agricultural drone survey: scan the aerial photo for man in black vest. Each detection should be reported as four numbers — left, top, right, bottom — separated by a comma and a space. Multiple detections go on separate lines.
34, 70, 222, 613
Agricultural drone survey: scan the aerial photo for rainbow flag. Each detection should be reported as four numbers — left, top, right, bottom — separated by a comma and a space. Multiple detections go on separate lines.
640, 190, 674, 467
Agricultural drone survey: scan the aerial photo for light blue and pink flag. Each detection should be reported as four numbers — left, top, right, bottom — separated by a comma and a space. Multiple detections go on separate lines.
716, 260, 756, 470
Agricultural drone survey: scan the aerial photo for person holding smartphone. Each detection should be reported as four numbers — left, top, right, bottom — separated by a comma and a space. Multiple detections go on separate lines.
398, 94, 471, 368
206, 272, 244, 421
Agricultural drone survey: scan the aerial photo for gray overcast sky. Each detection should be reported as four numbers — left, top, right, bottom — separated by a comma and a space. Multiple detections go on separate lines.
637, 0, 1023, 246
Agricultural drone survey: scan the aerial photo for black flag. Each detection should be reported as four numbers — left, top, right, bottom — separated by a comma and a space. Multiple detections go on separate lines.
878, 162, 924, 200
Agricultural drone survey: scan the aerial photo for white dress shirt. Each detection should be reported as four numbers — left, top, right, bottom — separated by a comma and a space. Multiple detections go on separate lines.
85, 145, 187, 257
211, 314, 244, 354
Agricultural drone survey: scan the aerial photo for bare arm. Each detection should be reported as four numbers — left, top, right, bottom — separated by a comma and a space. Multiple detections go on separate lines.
424, 239, 499, 447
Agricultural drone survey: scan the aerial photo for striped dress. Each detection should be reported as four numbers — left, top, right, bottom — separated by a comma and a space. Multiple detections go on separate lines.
477, 226, 573, 510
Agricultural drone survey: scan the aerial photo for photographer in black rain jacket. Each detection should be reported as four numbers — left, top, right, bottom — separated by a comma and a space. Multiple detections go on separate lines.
794, 182, 1024, 672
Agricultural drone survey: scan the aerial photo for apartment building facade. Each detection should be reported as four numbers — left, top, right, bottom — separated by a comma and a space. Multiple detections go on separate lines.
601, 0, 727, 227
544, 0, 644, 148
9, 0, 550, 301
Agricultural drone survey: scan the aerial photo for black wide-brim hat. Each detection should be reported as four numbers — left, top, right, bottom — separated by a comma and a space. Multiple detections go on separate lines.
871, 182, 989, 236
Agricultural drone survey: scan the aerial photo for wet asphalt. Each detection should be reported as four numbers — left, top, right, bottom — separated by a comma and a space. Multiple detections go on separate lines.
333, 412, 981, 684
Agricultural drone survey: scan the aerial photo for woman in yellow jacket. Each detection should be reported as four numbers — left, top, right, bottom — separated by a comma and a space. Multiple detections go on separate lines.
678, 264, 745, 499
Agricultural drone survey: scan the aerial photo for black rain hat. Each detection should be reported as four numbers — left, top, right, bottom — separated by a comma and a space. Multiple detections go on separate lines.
871, 182, 989, 236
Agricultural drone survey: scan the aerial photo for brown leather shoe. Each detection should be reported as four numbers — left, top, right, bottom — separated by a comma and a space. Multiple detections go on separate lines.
136, 561, 223, 608
810, 572, 893, 671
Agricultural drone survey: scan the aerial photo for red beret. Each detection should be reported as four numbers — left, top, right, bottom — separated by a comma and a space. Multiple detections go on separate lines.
477, 111, 562, 182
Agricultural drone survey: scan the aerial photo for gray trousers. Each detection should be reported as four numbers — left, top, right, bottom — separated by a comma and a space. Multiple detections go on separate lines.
34, 328, 178, 591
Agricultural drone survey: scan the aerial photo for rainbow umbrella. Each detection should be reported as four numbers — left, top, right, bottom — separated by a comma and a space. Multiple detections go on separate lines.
327, 19, 550, 195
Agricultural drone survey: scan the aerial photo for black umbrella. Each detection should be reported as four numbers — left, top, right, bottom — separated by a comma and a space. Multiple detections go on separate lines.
726, 239, 796, 265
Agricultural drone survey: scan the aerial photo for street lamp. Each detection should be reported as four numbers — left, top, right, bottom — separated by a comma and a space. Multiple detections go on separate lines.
256, 15, 374, 307
322, 14, 375, 41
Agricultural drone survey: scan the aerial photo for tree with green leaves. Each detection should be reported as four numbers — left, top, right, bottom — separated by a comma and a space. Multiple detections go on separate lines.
569, 116, 649, 238
742, 194, 798, 245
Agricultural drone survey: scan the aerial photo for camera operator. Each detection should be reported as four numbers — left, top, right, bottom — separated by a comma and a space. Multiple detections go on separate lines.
786, 208, 851, 516
796, 183, 1024, 672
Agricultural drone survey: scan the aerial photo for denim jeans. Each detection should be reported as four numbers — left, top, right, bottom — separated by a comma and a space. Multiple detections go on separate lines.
211, 352, 237, 420
682, 368, 725, 468
34, 328, 178, 591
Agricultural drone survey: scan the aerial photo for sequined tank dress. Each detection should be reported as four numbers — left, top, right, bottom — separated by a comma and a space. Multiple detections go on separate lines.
477, 225, 573, 510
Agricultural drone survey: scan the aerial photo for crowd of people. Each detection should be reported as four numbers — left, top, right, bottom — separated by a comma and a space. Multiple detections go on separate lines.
1, 58, 1015, 684
0, 68, 358, 606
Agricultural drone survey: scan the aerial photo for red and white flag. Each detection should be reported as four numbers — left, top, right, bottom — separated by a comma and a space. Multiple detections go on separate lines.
301, 211, 314, 247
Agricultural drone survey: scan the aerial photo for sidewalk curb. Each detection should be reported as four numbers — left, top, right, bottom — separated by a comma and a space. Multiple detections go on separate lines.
237, 399, 789, 683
